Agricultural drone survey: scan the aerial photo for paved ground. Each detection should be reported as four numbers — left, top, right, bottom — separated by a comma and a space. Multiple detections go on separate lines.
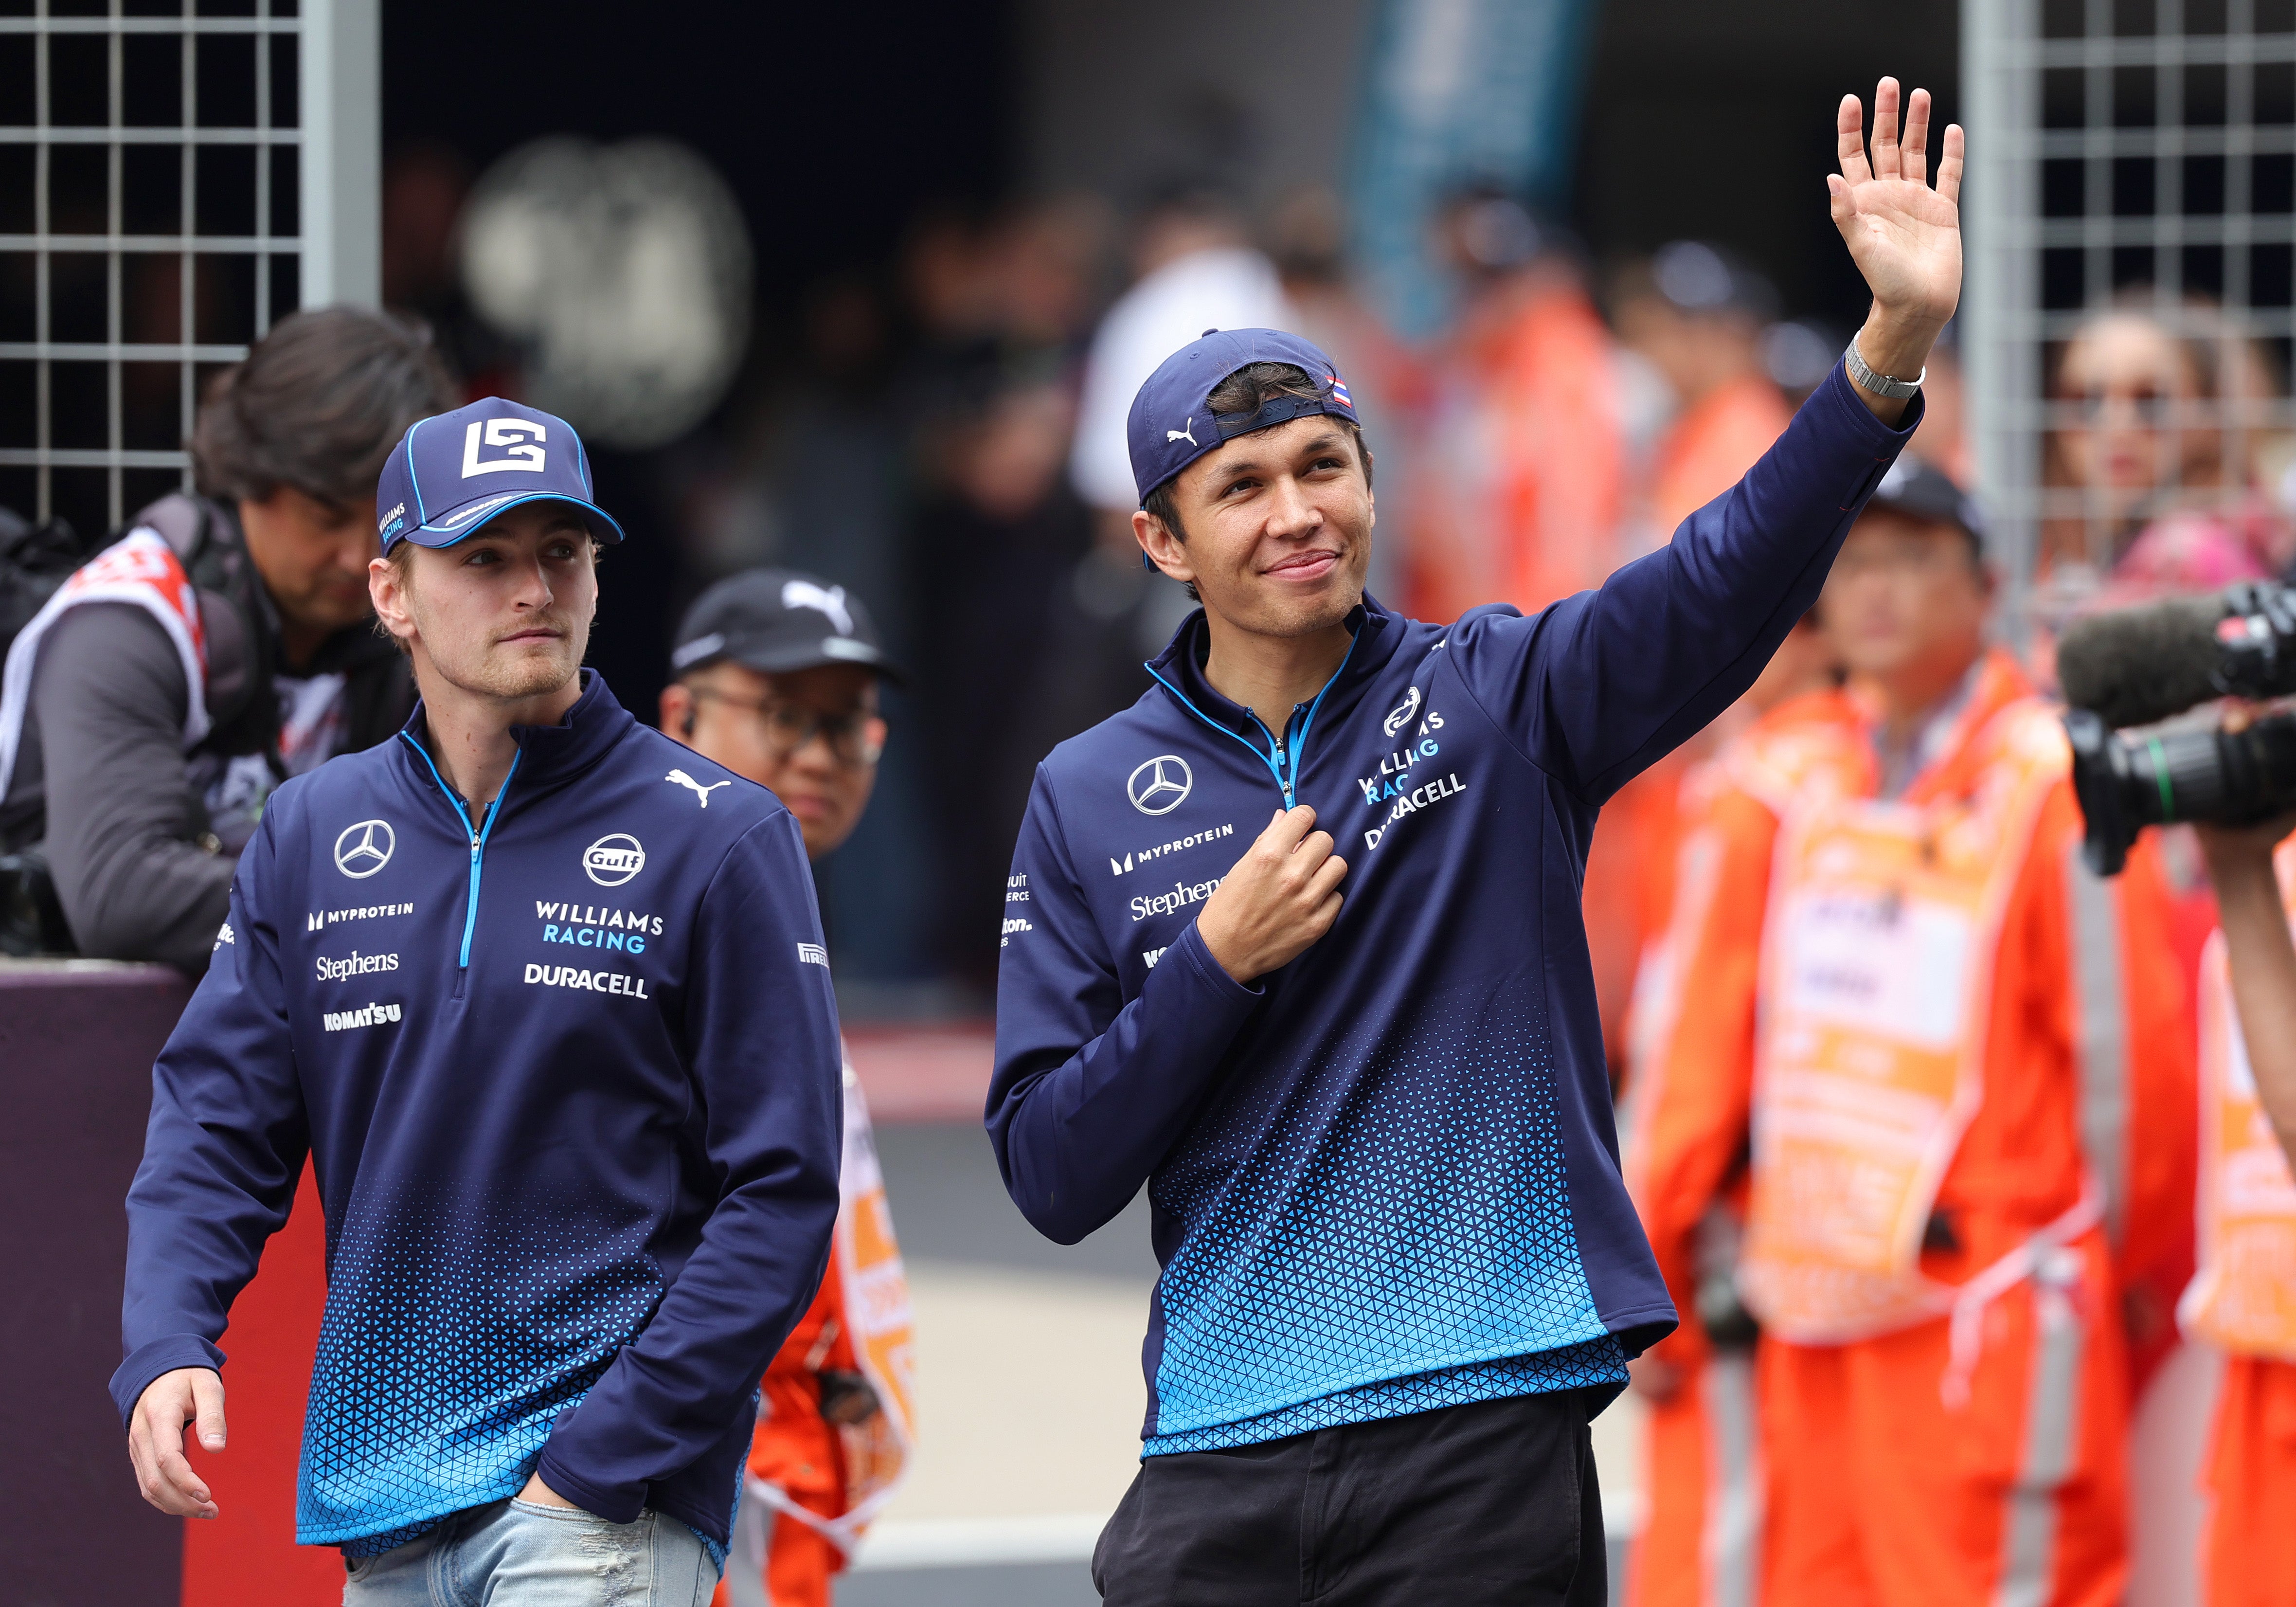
834, 1119, 1643, 1605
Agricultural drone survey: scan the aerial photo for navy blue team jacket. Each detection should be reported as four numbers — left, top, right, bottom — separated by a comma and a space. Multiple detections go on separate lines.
990, 365, 1918, 1453
110, 671, 843, 1552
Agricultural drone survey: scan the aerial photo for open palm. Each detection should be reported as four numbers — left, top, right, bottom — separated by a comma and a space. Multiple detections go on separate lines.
1830, 78, 1963, 332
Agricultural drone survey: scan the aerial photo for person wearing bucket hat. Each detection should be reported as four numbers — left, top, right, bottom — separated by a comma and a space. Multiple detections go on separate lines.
989, 81, 1964, 1604
115, 395, 843, 1599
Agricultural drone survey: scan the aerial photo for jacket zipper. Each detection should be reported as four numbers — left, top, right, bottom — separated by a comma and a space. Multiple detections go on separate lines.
1144, 629, 1360, 809
397, 733, 521, 998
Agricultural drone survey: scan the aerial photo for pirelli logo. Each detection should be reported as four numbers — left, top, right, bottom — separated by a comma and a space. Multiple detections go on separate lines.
797, 942, 828, 966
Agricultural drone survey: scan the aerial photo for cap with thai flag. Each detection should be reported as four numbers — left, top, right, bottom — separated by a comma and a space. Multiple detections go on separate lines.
1125, 327, 1358, 506
374, 397, 626, 554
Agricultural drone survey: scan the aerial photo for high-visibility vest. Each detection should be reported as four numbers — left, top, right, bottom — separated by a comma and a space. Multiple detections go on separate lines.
749, 1056, 917, 1553
1739, 691, 2099, 1367
2179, 851, 2296, 1362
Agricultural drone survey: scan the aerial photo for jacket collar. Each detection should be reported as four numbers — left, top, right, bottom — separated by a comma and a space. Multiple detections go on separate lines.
399, 668, 634, 799
1145, 593, 1405, 738
1853, 648, 2033, 806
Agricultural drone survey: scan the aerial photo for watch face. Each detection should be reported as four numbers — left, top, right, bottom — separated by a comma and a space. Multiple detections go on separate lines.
460, 137, 753, 451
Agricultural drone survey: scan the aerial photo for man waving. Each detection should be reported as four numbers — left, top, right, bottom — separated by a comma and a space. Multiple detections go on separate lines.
988, 82, 1960, 1605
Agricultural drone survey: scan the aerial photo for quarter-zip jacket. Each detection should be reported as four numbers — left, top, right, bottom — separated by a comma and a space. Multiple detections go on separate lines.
990, 365, 1917, 1451
110, 672, 843, 1553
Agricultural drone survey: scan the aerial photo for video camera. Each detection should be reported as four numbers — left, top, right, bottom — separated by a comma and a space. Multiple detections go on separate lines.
2060, 580, 2296, 875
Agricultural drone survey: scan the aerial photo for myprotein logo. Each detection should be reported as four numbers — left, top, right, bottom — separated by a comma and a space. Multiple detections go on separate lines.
323, 1001, 401, 1032
1110, 821, 1236, 877
461, 417, 548, 477
1127, 755, 1192, 816
308, 902, 414, 933
333, 819, 395, 879
583, 834, 646, 886
315, 949, 399, 983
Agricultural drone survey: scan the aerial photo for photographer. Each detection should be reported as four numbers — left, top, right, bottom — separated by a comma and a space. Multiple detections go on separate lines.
2183, 803, 2296, 1607
0, 307, 455, 973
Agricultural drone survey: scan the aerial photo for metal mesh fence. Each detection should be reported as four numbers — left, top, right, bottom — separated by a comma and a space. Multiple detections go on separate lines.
0, 0, 322, 540
1965, 0, 2296, 632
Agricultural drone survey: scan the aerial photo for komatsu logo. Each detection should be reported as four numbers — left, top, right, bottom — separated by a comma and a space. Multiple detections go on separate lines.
1111, 821, 1235, 877
323, 1001, 401, 1032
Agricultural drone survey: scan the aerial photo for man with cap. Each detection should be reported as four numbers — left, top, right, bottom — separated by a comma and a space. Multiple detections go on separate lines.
658, 572, 919, 1607
986, 84, 1960, 1603
113, 396, 844, 1603
1643, 456, 2192, 1607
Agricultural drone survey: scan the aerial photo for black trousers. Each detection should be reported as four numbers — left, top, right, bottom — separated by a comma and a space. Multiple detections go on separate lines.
1093, 1390, 1609, 1607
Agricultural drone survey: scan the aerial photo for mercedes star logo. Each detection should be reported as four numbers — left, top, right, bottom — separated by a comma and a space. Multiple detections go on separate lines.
333, 819, 396, 880
583, 832, 647, 886
1127, 755, 1193, 816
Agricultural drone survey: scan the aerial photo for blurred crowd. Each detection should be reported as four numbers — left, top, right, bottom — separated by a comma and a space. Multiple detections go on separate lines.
10, 140, 2296, 1017
419, 169, 1972, 1006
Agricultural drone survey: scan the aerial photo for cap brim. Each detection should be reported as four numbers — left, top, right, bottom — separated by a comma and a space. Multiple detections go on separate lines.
392, 490, 626, 550
715, 638, 906, 685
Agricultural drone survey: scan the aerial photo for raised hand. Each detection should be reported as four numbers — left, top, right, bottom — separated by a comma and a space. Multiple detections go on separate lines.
1830, 77, 1964, 418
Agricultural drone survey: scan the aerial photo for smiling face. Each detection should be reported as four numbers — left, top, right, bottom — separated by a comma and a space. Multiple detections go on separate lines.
1135, 414, 1375, 640
370, 501, 597, 704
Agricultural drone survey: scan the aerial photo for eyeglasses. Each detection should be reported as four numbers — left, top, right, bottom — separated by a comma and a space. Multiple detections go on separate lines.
690, 686, 882, 767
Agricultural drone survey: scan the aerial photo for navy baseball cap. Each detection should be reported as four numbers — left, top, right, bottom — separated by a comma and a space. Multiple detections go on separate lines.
670, 568, 905, 683
1867, 456, 1987, 553
1126, 327, 1358, 506
374, 397, 625, 553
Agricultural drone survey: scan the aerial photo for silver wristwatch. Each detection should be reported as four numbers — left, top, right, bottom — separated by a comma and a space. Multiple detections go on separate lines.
1842, 339, 1923, 399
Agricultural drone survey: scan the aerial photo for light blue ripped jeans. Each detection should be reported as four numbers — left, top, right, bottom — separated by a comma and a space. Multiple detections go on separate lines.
341, 1499, 720, 1607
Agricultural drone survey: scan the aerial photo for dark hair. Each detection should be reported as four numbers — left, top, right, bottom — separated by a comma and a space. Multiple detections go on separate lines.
1141, 361, 1372, 600
191, 306, 459, 512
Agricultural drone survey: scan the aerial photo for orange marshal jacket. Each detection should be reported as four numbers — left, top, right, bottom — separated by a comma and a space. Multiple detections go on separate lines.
1626, 655, 2194, 1380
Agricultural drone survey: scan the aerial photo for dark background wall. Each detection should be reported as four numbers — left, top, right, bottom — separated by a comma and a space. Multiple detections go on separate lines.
379, 0, 1021, 711
1573, 0, 1961, 323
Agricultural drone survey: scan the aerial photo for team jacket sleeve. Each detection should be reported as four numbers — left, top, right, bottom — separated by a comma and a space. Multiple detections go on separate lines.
1621, 786, 1778, 1366
109, 807, 308, 1426
987, 767, 1266, 1244
536, 811, 844, 1524
1447, 365, 1916, 806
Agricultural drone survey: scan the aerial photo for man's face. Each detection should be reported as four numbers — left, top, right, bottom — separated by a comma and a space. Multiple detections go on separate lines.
1136, 415, 1374, 640
239, 486, 380, 638
370, 503, 596, 703
1820, 507, 1991, 685
664, 661, 883, 860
